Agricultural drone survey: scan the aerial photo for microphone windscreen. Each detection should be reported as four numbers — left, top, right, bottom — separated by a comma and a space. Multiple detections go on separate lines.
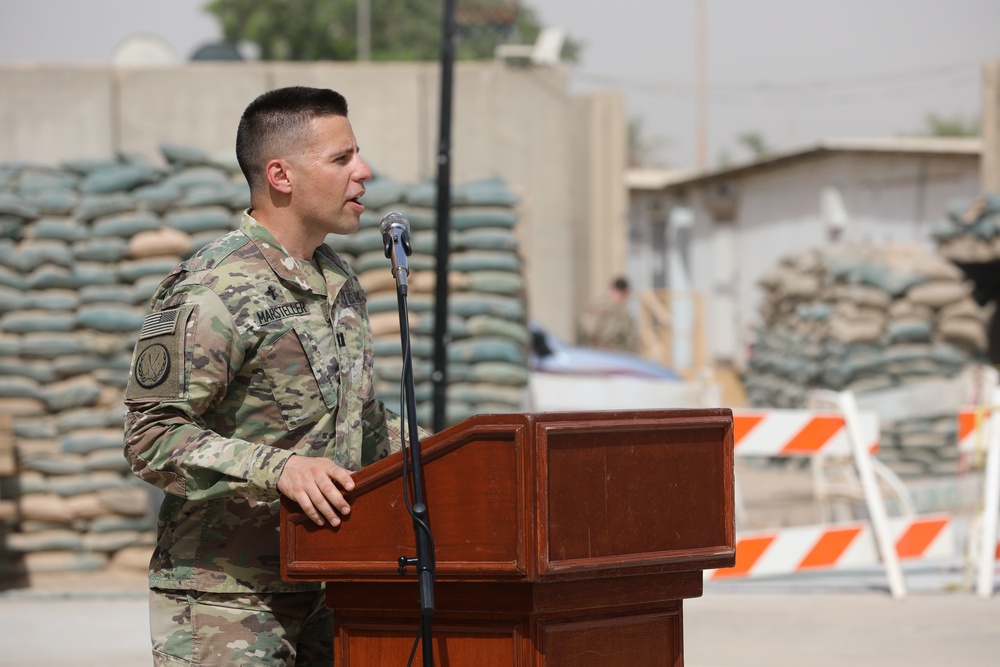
379, 211, 410, 235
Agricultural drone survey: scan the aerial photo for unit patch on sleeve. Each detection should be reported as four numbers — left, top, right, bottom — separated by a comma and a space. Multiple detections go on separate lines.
126, 305, 194, 401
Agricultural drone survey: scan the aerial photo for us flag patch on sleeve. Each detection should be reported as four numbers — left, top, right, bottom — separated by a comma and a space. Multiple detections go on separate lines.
139, 309, 180, 340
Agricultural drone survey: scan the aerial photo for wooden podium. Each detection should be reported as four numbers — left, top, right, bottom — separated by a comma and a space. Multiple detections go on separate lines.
281, 409, 735, 666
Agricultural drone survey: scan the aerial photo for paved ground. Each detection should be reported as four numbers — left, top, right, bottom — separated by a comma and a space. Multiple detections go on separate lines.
3, 462, 995, 666
1, 579, 998, 667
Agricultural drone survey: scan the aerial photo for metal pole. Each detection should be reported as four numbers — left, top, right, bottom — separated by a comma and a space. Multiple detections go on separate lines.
695, 0, 708, 168
356, 0, 371, 61
433, 0, 456, 433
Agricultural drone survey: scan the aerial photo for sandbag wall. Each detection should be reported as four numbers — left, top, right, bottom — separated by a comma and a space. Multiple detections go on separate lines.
744, 243, 991, 477
0, 146, 529, 580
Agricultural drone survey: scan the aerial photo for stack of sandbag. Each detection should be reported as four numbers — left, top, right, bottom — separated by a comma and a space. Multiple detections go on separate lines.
328, 176, 531, 426
933, 193, 1000, 265
745, 243, 991, 477
0, 145, 529, 580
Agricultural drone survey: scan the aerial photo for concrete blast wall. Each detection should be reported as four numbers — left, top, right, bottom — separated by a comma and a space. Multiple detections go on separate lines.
0, 61, 628, 340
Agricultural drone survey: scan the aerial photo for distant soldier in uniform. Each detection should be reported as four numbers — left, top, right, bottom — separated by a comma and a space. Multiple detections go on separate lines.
123, 86, 413, 666
577, 276, 639, 354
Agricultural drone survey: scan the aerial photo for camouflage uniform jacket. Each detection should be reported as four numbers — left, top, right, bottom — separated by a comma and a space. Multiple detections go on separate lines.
124, 212, 404, 593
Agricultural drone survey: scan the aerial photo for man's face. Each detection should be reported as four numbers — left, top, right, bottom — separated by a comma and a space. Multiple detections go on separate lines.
287, 114, 373, 236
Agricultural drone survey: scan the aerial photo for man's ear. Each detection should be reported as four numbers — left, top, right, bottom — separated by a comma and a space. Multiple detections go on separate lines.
265, 159, 293, 194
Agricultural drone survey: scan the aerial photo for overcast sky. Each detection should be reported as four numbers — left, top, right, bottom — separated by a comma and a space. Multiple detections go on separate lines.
1, 0, 997, 167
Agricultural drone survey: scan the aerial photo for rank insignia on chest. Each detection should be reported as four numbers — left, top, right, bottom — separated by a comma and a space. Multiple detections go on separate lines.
254, 301, 308, 326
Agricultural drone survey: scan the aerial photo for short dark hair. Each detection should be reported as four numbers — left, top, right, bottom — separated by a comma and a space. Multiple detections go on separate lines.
612, 276, 629, 291
236, 86, 349, 193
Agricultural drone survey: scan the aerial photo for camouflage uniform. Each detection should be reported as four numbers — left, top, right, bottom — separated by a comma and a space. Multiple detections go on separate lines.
576, 298, 639, 354
124, 212, 405, 665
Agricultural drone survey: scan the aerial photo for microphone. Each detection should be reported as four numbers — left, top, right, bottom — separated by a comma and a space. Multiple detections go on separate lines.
380, 211, 412, 292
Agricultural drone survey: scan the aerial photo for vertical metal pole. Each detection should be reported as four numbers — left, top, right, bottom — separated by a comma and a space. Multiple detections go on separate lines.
694, 0, 708, 169
983, 60, 1000, 194
433, 0, 456, 433
356, 0, 371, 61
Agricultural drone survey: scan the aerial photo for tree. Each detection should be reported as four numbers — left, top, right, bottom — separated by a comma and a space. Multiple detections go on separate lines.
736, 131, 770, 160
917, 112, 980, 137
203, 0, 579, 62
627, 116, 669, 168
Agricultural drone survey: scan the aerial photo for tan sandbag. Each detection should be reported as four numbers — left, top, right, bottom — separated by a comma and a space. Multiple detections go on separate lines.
128, 227, 192, 258
97, 486, 150, 516
940, 297, 990, 323
832, 284, 892, 309
887, 298, 933, 321
19, 493, 73, 522
111, 544, 155, 572
66, 493, 105, 519
906, 280, 971, 309
829, 317, 883, 345
937, 317, 987, 351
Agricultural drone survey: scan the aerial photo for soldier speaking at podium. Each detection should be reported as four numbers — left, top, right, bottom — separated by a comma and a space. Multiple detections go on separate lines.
123, 86, 412, 667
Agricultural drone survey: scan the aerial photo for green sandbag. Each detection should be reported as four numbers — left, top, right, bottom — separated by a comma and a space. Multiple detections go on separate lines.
57, 407, 124, 433
411, 313, 470, 339
79, 284, 134, 305
449, 293, 524, 320
0, 192, 39, 219
367, 292, 433, 315
92, 212, 159, 238
40, 381, 102, 411
447, 337, 526, 365
465, 271, 525, 295
0, 215, 24, 240
133, 182, 184, 213
0, 360, 55, 384
0, 266, 24, 290
165, 207, 235, 234
450, 251, 520, 273
450, 208, 519, 231
119, 257, 180, 283
159, 142, 213, 167
0, 286, 26, 312
76, 306, 145, 333
183, 181, 250, 209
162, 165, 231, 188
352, 250, 434, 275
334, 226, 385, 256
76, 193, 136, 222
61, 430, 124, 454
465, 315, 530, 343
447, 382, 525, 407
73, 237, 129, 263
405, 177, 520, 208
373, 335, 434, 359
25, 291, 80, 311
30, 217, 88, 242
458, 228, 519, 250
33, 189, 80, 216
360, 177, 407, 210
0, 311, 75, 334
20, 334, 88, 357
80, 163, 162, 194
467, 361, 530, 386
887, 320, 933, 344
19, 240, 74, 269
0, 376, 41, 399
6, 530, 83, 553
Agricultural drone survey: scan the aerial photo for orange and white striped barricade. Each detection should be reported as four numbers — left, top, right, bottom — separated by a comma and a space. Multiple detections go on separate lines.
708, 513, 955, 581
958, 393, 1000, 599
730, 391, 911, 598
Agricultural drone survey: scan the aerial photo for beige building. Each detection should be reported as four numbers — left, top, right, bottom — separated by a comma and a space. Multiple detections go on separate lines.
0, 61, 628, 342
627, 138, 983, 370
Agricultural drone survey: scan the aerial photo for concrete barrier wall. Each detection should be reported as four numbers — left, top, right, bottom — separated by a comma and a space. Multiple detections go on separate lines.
0, 62, 627, 341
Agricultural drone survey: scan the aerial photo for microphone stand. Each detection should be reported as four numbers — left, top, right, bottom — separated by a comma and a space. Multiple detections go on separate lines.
383, 224, 436, 667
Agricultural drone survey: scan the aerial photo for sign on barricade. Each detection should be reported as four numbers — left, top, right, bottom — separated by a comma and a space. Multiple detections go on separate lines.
711, 392, 958, 598
709, 514, 954, 581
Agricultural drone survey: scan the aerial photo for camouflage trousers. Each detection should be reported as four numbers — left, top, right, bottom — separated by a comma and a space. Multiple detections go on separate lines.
149, 587, 334, 667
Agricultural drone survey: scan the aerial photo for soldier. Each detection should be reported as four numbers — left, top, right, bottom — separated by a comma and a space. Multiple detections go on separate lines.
124, 86, 412, 666
576, 276, 640, 354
